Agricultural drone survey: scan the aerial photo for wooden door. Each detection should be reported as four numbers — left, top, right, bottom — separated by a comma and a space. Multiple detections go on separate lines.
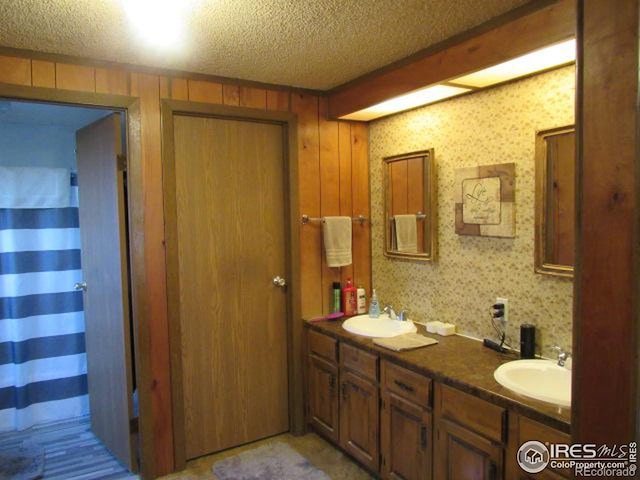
340, 370, 379, 472
76, 114, 137, 471
434, 418, 502, 480
308, 354, 339, 443
381, 392, 431, 480
171, 114, 289, 459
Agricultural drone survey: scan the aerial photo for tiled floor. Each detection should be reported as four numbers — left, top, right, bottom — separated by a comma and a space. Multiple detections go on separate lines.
160, 432, 373, 480
0, 416, 138, 480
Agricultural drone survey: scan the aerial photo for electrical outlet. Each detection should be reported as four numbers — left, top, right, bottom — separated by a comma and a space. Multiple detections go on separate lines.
496, 297, 508, 324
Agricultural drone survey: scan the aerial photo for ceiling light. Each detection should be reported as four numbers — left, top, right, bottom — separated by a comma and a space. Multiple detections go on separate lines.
122, 0, 194, 48
450, 39, 576, 88
340, 84, 471, 121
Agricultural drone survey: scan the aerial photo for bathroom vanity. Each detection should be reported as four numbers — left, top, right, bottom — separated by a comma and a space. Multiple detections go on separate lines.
304, 320, 571, 480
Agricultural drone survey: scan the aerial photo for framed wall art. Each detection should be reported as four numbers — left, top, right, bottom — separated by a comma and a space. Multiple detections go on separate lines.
454, 162, 516, 237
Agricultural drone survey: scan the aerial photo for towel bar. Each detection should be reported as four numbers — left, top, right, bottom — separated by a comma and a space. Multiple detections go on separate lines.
388, 212, 427, 222
301, 214, 367, 225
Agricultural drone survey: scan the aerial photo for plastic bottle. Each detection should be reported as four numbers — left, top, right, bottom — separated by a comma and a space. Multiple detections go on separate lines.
332, 282, 341, 313
369, 289, 380, 318
342, 278, 357, 316
356, 286, 366, 314
368, 289, 380, 318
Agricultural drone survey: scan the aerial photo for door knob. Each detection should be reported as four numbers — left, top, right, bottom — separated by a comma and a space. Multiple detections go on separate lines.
272, 276, 287, 288
74, 281, 87, 292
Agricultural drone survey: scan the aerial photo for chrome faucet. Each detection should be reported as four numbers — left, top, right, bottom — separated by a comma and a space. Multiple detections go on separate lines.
383, 304, 397, 320
552, 346, 571, 367
397, 309, 409, 322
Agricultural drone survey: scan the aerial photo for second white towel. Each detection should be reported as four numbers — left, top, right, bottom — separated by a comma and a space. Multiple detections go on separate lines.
394, 214, 418, 253
323, 216, 352, 267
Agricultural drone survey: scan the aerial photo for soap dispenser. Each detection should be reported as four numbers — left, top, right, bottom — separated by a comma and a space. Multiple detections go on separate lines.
369, 289, 380, 318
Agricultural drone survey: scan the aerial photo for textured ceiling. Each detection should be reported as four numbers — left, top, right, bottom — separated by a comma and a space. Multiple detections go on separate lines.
0, 0, 528, 90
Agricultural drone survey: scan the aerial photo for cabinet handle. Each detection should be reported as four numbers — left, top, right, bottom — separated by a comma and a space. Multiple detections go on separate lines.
329, 374, 335, 393
420, 425, 427, 449
341, 383, 348, 401
489, 462, 497, 480
394, 379, 415, 393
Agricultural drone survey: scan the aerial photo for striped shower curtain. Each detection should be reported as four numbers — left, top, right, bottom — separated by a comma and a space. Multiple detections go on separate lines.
0, 173, 89, 432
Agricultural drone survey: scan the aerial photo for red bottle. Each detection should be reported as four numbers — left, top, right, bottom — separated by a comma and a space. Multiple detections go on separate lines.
342, 278, 358, 316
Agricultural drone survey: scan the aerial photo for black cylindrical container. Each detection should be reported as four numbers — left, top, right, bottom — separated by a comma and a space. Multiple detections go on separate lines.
520, 324, 536, 359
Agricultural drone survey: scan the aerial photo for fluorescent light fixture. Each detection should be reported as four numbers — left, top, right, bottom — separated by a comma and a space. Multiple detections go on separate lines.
122, 0, 195, 48
340, 84, 471, 121
451, 39, 576, 88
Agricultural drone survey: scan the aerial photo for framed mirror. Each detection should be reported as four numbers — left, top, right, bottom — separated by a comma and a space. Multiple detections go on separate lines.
384, 149, 437, 262
535, 125, 575, 277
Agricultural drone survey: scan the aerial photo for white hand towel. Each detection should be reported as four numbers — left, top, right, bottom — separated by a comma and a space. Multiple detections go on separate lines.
394, 214, 418, 253
323, 216, 352, 267
0, 167, 71, 209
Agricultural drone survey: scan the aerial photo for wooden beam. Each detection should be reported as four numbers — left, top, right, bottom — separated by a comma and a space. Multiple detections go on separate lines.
573, 0, 638, 444
327, 0, 575, 119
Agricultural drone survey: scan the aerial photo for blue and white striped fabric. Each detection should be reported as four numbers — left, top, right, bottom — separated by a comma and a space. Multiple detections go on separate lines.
0, 173, 88, 432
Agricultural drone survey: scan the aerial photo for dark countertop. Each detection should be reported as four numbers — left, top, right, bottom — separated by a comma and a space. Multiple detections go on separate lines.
305, 318, 571, 434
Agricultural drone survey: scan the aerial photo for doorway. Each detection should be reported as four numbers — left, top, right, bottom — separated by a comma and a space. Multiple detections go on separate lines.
162, 102, 302, 467
0, 99, 138, 477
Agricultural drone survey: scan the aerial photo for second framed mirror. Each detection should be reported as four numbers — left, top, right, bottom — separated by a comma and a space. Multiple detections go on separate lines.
384, 149, 437, 262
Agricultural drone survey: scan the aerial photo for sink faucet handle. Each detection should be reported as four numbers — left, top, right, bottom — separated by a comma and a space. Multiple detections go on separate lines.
552, 345, 571, 366
397, 309, 409, 322
383, 304, 397, 320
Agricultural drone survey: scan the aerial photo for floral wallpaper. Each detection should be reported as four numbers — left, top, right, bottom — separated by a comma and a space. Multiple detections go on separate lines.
369, 65, 575, 357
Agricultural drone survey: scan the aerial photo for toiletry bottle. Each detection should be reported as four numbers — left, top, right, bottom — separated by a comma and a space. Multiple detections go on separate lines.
342, 278, 357, 316
332, 282, 341, 313
369, 289, 380, 318
356, 286, 366, 314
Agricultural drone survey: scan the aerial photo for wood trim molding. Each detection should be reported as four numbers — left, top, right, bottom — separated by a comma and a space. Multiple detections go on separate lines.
0, 45, 323, 96
573, 0, 639, 445
327, 0, 576, 119
0, 83, 156, 477
160, 100, 302, 470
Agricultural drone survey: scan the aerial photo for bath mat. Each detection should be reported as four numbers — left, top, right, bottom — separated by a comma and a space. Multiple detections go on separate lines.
0, 441, 45, 480
212, 442, 330, 480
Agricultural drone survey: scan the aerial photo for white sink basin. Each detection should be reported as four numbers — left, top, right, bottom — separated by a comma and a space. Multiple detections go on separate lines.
494, 359, 571, 407
342, 314, 417, 338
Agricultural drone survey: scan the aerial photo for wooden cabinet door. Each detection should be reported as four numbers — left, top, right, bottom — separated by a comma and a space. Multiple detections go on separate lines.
381, 391, 431, 480
340, 370, 380, 472
308, 354, 339, 443
435, 418, 503, 480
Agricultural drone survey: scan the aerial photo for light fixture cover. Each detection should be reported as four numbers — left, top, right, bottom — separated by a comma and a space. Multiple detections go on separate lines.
450, 39, 576, 88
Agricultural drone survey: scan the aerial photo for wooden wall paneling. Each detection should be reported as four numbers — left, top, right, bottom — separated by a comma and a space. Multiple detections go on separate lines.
95, 68, 129, 96
351, 123, 371, 293
132, 73, 175, 476
573, 0, 638, 445
391, 160, 409, 215
318, 98, 341, 313
31, 60, 55, 88
338, 122, 354, 285
267, 90, 291, 112
187, 80, 223, 104
159, 77, 169, 99
0, 55, 31, 86
223, 84, 240, 106
170, 78, 189, 101
56, 63, 95, 92
407, 157, 425, 252
239, 86, 267, 109
327, 0, 575, 118
292, 93, 323, 317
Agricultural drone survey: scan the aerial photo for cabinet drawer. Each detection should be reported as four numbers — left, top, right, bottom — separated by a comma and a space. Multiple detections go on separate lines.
340, 343, 378, 381
308, 330, 338, 363
437, 384, 506, 443
382, 360, 432, 408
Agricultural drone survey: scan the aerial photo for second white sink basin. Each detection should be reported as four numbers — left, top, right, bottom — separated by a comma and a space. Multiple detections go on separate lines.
342, 314, 417, 338
494, 359, 571, 407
